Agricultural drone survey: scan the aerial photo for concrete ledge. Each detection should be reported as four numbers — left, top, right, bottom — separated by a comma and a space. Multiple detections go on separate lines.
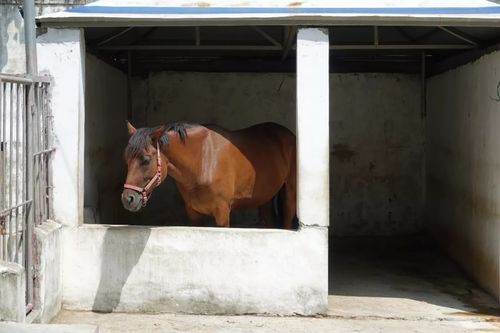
35, 220, 62, 323
62, 225, 328, 315
0, 322, 98, 333
0, 261, 26, 322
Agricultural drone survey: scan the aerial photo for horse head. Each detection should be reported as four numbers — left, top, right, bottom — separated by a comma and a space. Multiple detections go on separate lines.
121, 121, 168, 212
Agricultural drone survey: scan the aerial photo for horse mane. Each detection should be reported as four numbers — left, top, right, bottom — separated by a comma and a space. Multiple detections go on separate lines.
124, 122, 197, 160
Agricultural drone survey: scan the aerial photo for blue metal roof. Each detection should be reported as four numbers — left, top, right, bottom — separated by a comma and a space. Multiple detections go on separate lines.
66, 5, 500, 16
38, 1, 500, 27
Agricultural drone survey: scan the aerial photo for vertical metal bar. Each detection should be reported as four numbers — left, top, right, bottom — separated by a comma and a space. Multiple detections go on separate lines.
25, 82, 34, 308
43, 85, 48, 220
8, 83, 14, 261
33, 85, 37, 225
23, 0, 38, 311
46, 84, 53, 220
23, 0, 38, 76
374, 26, 379, 46
37, 84, 42, 222
33, 84, 40, 226
421, 51, 427, 118
39, 84, 46, 221
15, 84, 21, 263
1, 82, 6, 260
21, 84, 26, 268
0, 80, 4, 261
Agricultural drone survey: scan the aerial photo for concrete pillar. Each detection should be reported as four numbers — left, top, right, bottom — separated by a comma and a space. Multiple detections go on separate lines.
37, 29, 85, 227
0, 261, 26, 322
296, 28, 330, 227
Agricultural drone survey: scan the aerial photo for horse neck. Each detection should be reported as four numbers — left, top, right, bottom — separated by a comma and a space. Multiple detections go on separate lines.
161, 127, 206, 186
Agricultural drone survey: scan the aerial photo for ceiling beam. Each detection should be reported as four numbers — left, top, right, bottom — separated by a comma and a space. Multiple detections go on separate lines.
251, 26, 282, 48
329, 44, 475, 50
99, 45, 282, 51
96, 27, 134, 46
195, 26, 200, 46
97, 43, 476, 51
281, 26, 297, 61
438, 27, 480, 46
394, 27, 416, 42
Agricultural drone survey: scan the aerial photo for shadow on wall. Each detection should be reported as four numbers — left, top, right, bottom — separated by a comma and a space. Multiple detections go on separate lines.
92, 226, 151, 312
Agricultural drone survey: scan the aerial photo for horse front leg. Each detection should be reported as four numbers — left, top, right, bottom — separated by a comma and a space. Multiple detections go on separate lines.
213, 201, 231, 227
185, 205, 204, 227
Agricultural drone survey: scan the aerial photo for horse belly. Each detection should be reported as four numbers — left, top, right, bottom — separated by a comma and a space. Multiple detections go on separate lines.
232, 155, 288, 209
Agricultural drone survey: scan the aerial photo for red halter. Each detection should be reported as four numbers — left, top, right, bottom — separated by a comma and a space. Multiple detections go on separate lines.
123, 142, 162, 207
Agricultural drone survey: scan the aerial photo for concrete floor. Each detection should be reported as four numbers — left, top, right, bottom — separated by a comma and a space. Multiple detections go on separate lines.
51, 235, 500, 333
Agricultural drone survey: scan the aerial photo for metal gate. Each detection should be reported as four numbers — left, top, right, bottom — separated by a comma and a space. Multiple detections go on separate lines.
0, 73, 53, 312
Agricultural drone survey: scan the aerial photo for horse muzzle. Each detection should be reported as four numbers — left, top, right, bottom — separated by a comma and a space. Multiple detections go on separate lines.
121, 189, 144, 212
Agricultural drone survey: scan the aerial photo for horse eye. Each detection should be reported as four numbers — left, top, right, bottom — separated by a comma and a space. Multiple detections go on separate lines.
140, 157, 151, 166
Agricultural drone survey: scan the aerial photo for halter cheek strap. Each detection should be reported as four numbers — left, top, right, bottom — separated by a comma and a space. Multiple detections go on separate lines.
124, 142, 162, 207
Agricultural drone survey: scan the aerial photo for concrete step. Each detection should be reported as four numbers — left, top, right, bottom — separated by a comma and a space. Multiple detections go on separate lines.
0, 322, 98, 333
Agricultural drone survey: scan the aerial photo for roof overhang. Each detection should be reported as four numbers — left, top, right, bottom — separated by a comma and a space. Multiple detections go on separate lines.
37, 0, 500, 28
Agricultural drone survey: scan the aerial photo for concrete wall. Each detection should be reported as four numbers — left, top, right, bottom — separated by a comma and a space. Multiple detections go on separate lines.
83, 54, 128, 225
34, 221, 62, 323
0, 261, 25, 322
85, 70, 423, 235
38, 28, 85, 228
61, 225, 327, 315
331, 74, 423, 235
427, 50, 500, 302
0, 1, 95, 73
0, 5, 25, 73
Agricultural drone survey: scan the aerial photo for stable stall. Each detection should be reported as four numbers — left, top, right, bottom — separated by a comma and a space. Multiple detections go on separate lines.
32, 0, 500, 319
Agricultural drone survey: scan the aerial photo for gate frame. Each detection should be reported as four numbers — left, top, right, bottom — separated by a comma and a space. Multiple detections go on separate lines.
0, 73, 53, 321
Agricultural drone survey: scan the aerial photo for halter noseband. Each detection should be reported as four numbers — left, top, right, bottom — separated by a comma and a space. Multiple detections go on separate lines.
123, 142, 162, 207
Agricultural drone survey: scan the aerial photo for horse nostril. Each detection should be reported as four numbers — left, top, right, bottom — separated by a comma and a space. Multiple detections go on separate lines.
128, 195, 134, 204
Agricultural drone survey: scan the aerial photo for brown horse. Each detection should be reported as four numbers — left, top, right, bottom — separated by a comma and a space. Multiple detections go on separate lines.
121, 122, 297, 229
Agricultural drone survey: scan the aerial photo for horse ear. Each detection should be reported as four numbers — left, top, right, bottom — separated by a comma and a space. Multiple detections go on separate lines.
150, 126, 166, 144
127, 121, 137, 136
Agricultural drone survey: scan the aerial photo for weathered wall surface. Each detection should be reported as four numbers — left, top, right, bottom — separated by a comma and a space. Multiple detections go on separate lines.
427, 50, 500, 302
0, 5, 25, 73
61, 225, 327, 315
34, 221, 62, 323
0, 261, 25, 322
86, 70, 423, 235
0, 1, 94, 73
38, 28, 85, 228
330, 74, 423, 235
84, 54, 128, 225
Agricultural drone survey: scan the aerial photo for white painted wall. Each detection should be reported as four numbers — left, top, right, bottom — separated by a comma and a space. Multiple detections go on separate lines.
86, 70, 423, 234
296, 28, 330, 228
61, 225, 327, 315
427, 50, 500, 302
37, 28, 85, 228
